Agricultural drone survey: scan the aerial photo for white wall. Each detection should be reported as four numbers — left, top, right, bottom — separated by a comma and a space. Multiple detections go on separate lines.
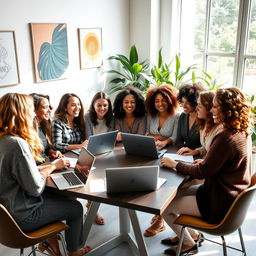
0, 0, 130, 110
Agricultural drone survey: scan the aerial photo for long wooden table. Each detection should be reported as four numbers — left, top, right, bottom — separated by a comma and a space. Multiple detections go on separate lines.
46, 145, 188, 256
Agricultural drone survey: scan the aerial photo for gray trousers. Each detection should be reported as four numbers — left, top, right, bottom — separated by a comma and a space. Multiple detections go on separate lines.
18, 194, 84, 252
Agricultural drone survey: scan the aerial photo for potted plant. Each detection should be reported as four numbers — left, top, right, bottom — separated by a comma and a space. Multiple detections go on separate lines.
106, 45, 150, 94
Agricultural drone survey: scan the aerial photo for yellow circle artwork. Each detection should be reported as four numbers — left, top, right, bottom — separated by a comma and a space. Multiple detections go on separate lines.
83, 32, 100, 61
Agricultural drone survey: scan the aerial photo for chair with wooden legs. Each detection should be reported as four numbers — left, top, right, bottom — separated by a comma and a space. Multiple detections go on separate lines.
174, 172, 256, 256
0, 203, 69, 256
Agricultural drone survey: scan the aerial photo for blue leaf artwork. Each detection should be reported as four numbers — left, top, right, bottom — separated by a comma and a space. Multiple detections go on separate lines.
37, 24, 69, 81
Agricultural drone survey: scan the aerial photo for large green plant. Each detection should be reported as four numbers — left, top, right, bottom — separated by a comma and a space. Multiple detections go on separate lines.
106, 45, 149, 94
147, 50, 197, 89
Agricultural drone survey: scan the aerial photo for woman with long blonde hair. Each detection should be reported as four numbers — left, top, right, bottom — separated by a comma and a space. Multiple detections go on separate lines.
0, 93, 90, 256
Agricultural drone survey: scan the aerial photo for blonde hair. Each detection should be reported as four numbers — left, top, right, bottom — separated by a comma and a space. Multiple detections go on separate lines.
0, 93, 44, 162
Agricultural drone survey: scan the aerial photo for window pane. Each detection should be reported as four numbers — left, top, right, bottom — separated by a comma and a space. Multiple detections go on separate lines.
243, 59, 256, 95
180, 0, 206, 56
207, 56, 234, 86
247, 0, 256, 54
208, 0, 239, 53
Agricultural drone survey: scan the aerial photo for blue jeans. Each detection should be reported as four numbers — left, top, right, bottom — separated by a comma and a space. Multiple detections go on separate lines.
18, 194, 84, 252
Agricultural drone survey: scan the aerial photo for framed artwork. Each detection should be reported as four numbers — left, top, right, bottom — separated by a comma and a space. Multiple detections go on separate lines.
30, 23, 69, 83
78, 28, 103, 69
0, 31, 20, 87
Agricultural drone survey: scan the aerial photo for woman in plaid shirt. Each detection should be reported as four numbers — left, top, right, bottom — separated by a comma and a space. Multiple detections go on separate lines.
52, 93, 87, 153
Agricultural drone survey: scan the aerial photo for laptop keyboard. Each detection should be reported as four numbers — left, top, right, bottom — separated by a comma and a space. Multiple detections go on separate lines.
62, 172, 83, 186
75, 172, 88, 184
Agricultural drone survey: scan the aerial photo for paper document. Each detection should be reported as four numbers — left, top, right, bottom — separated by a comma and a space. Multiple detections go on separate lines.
52, 157, 77, 168
163, 153, 193, 163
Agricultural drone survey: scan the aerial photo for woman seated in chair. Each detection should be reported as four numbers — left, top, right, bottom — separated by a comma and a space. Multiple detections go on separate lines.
160, 87, 252, 255
113, 86, 147, 141
85, 91, 114, 139
0, 93, 90, 256
143, 84, 180, 237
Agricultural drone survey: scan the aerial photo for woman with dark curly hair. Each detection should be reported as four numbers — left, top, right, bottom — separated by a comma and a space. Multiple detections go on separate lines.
113, 87, 147, 141
175, 83, 205, 150
144, 85, 179, 237
145, 85, 180, 149
85, 92, 113, 139
160, 87, 252, 255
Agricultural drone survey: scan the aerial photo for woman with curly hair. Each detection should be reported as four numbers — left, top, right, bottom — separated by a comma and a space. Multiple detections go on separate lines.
0, 93, 91, 256
52, 93, 87, 153
30, 93, 63, 163
144, 85, 180, 237
85, 92, 113, 139
160, 88, 252, 255
176, 90, 223, 158
175, 83, 205, 150
113, 87, 147, 141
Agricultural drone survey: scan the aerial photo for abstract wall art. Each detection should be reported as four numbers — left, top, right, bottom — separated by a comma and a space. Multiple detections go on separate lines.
78, 28, 103, 69
30, 23, 69, 82
0, 31, 20, 87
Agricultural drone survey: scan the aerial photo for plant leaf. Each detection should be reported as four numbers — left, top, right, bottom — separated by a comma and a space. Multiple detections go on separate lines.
130, 45, 138, 65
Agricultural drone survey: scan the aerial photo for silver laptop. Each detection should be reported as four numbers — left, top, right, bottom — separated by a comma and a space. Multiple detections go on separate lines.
72, 131, 118, 156
105, 165, 166, 194
121, 133, 167, 159
51, 147, 96, 190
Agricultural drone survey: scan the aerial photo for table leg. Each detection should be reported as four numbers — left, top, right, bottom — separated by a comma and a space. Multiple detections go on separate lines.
83, 201, 100, 242
128, 209, 149, 256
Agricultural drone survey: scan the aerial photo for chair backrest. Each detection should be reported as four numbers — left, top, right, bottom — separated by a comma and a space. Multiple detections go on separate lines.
212, 172, 256, 236
0, 203, 36, 248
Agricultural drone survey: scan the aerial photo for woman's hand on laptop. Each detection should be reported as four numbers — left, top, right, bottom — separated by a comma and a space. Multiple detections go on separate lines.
81, 139, 89, 148
75, 164, 90, 176
155, 139, 167, 149
160, 157, 177, 169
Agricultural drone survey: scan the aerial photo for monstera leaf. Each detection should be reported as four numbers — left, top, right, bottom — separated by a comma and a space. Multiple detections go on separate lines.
37, 24, 69, 81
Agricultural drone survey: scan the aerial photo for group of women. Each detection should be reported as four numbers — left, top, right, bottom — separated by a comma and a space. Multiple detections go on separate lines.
0, 83, 253, 256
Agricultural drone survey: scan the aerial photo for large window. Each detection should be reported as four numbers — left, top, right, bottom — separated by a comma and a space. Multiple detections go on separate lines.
174, 0, 256, 95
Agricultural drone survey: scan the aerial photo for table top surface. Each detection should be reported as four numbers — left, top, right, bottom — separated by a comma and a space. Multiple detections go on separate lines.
46, 144, 188, 215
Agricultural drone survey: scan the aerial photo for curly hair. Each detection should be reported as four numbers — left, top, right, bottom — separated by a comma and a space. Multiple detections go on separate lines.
54, 93, 86, 140
88, 92, 113, 127
113, 87, 146, 119
197, 91, 215, 135
215, 88, 253, 135
30, 93, 53, 148
145, 85, 178, 117
0, 93, 44, 162
177, 83, 206, 108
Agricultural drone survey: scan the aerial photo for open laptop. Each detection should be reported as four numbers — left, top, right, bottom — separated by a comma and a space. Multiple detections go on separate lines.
72, 130, 118, 156
105, 165, 166, 194
121, 133, 167, 159
51, 147, 96, 190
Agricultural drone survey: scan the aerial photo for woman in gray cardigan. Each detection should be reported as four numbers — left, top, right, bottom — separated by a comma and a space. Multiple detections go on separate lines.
0, 93, 91, 256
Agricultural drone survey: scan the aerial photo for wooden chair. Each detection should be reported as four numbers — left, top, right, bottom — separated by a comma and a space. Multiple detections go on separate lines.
0, 203, 69, 256
174, 173, 256, 256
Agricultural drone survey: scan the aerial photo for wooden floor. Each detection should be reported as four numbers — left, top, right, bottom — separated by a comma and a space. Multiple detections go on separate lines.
1, 197, 256, 256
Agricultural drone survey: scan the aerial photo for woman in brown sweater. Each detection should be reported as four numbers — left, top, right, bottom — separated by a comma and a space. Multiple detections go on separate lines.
160, 88, 253, 256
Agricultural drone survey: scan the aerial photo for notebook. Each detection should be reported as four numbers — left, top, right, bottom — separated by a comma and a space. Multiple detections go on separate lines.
105, 165, 167, 194
121, 133, 167, 159
72, 130, 118, 156
50, 147, 96, 190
